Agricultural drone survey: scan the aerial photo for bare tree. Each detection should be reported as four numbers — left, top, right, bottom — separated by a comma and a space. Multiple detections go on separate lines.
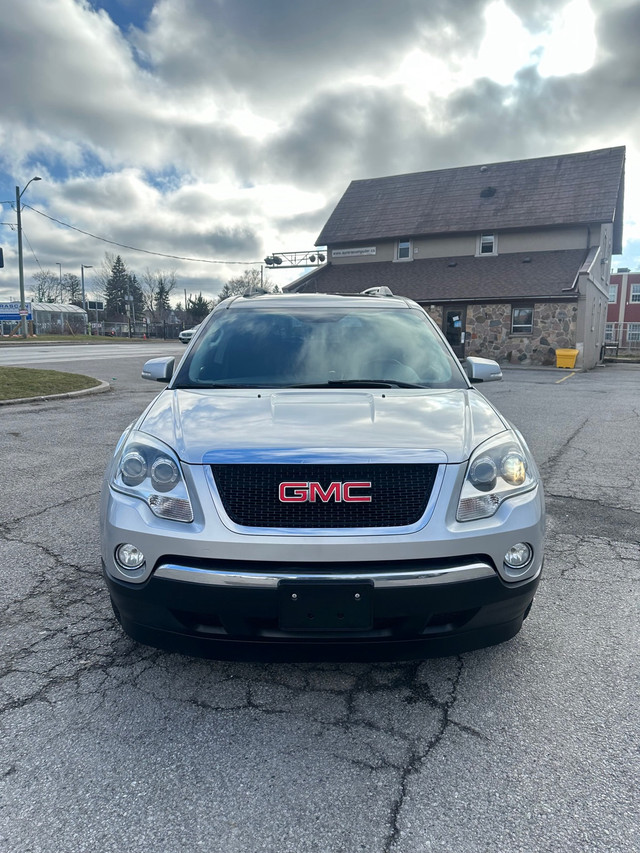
32, 270, 59, 302
62, 273, 81, 304
142, 269, 177, 321
215, 268, 272, 303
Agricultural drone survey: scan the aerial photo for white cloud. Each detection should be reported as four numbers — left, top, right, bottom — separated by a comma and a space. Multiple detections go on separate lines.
537, 0, 597, 77
0, 0, 638, 304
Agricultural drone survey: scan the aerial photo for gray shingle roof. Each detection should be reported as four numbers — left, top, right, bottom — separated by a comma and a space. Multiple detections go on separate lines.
289, 249, 587, 302
316, 147, 625, 252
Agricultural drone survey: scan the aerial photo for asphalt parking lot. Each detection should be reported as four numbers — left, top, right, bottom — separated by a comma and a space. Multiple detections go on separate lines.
1, 346, 639, 853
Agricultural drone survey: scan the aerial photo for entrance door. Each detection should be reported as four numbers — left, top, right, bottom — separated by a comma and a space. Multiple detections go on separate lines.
442, 306, 466, 359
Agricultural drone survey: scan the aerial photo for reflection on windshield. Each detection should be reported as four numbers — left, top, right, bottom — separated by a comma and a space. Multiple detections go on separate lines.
174, 308, 467, 389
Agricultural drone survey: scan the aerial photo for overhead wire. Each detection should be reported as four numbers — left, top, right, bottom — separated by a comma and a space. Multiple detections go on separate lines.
21, 203, 263, 266
21, 229, 45, 272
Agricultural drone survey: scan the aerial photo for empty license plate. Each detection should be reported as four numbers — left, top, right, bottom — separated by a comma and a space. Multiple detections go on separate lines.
278, 581, 373, 632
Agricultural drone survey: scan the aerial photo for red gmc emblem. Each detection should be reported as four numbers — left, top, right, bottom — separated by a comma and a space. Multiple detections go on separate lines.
279, 481, 372, 503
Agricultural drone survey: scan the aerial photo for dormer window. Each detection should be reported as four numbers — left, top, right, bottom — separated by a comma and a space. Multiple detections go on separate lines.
477, 233, 497, 256
396, 239, 412, 261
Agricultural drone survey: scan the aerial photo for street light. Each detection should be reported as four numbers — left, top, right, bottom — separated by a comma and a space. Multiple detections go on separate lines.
81, 264, 93, 335
16, 176, 42, 337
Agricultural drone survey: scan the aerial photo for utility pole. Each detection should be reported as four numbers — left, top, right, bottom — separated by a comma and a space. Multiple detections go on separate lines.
81, 264, 93, 335
15, 177, 41, 338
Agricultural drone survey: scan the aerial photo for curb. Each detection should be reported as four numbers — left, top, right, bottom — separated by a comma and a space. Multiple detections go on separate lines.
0, 379, 112, 407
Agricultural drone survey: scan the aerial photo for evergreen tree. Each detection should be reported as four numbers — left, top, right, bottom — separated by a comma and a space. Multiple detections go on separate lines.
155, 278, 172, 319
127, 273, 145, 322
187, 293, 212, 323
104, 255, 130, 318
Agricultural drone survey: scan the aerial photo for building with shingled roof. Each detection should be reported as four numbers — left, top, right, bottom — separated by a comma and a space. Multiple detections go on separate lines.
286, 147, 625, 369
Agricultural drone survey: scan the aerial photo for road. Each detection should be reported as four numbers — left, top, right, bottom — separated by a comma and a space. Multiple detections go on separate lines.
0, 341, 184, 368
1, 346, 639, 853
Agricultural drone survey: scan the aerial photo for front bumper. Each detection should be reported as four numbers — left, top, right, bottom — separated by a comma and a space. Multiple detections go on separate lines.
104, 556, 540, 661
101, 460, 544, 660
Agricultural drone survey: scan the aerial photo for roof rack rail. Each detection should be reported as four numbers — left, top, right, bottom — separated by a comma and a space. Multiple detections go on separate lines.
242, 287, 271, 298
360, 286, 394, 297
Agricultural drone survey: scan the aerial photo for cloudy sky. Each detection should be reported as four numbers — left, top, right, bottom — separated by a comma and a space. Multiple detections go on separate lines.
0, 0, 638, 305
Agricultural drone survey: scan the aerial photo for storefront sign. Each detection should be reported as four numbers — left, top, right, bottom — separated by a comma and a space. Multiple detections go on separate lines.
331, 247, 377, 258
0, 302, 32, 321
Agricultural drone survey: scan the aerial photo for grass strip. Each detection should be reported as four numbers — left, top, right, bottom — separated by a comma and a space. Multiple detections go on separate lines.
0, 367, 101, 401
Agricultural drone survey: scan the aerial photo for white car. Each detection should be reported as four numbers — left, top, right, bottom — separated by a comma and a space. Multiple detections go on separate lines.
101, 290, 544, 661
178, 324, 200, 344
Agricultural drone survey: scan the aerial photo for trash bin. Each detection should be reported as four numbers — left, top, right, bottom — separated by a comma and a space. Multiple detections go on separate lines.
555, 348, 579, 369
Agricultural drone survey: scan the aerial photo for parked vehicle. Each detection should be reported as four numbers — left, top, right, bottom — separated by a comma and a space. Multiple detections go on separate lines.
101, 290, 544, 661
178, 324, 201, 344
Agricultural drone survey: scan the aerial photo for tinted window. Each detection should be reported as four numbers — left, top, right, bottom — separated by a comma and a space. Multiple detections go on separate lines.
173, 307, 467, 389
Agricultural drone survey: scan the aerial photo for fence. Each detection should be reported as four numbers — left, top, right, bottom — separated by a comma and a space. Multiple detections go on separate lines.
604, 322, 640, 352
94, 321, 183, 339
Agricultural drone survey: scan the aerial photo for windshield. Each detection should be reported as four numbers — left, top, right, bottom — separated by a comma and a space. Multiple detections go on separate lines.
173, 307, 468, 389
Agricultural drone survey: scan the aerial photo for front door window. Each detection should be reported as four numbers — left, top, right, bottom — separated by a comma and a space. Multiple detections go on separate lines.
443, 307, 466, 358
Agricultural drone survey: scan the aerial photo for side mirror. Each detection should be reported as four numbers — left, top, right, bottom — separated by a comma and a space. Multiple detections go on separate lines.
464, 356, 502, 383
142, 357, 175, 383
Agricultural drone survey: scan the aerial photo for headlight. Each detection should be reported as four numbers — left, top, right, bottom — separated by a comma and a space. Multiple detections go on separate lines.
111, 432, 193, 522
457, 433, 537, 521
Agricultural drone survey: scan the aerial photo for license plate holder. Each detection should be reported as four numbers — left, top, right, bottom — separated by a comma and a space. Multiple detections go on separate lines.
278, 581, 374, 632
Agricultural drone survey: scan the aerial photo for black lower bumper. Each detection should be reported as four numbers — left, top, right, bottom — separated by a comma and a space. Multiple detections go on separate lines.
103, 563, 539, 662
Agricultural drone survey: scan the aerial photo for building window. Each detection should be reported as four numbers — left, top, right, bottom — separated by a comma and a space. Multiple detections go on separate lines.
477, 233, 497, 256
396, 239, 412, 260
511, 306, 533, 335
630, 284, 640, 303
608, 284, 618, 303
628, 323, 640, 342
605, 323, 615, 342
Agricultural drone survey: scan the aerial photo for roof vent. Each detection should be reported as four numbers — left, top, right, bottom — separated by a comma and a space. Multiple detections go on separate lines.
480, 165, 488, 172
480, 186, 496, 198
448, 261, 457, 267
522, 257, 531, 263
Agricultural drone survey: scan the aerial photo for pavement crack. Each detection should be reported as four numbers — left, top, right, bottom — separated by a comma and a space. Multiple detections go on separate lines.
538, 417, 589, 478
383, 657, 466, 853
0, 489, 101, 530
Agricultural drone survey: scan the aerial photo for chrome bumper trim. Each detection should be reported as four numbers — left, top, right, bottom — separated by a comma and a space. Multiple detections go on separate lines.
153, 561, 496, 589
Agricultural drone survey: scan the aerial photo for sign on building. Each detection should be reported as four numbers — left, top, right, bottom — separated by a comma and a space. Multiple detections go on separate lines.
331, 247, 377, 258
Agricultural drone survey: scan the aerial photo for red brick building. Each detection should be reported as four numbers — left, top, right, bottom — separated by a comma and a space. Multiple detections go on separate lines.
606, 269, 640, 350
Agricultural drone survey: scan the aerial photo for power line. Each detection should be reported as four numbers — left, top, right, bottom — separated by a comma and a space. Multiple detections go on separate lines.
22, 204, 262, 266
21, 229, 45, 273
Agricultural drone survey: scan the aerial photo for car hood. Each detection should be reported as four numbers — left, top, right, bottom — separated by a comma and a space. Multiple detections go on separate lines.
138, 388, 508, 465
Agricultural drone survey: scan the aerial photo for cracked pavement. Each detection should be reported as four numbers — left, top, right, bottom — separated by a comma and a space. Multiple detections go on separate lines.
1, 349, 639, 852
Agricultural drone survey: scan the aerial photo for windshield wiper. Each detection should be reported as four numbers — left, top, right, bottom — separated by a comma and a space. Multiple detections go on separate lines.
291, 379, 426, 389
177, 383, 257, 389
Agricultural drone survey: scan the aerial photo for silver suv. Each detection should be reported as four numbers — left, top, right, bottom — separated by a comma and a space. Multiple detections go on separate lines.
101, 290, 544, 661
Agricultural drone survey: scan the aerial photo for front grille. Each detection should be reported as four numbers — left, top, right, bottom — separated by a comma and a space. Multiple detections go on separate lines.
210, 463, 439, 528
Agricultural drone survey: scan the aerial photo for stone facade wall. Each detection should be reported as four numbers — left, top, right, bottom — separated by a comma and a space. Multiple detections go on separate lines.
426, 304, 443, 326
425, 302, 578, 365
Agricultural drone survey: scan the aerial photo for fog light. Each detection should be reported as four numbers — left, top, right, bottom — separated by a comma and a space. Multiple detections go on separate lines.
115, 543, 145, 570
504, 543, 532, 569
